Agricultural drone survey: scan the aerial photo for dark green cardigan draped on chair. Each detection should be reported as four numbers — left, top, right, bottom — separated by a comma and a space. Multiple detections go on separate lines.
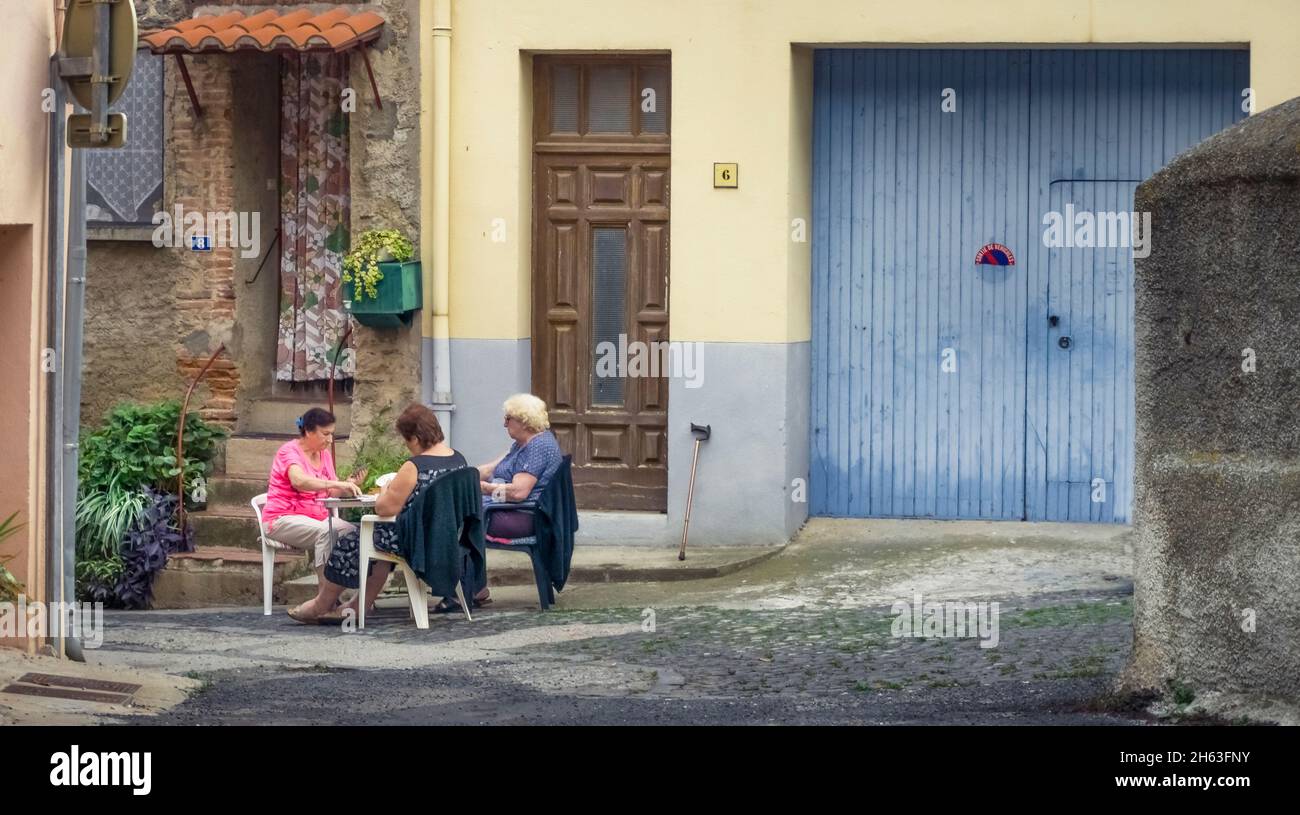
396, 466, 486, 598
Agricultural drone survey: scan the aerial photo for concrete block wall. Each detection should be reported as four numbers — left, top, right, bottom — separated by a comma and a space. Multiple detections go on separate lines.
1125, 96, 1300, 704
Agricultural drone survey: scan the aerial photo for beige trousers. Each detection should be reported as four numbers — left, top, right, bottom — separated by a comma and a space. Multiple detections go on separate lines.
264, 515, 357, 568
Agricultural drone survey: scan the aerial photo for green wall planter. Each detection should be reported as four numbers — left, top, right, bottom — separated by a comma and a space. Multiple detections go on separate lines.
343, 260, 422, 328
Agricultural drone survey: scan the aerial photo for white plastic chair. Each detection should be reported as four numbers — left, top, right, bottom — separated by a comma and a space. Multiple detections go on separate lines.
251, 493, 292, 615
357, 514, 471, 629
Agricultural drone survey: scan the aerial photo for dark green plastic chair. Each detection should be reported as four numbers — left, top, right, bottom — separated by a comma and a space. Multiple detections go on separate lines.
483, 456, 576, 610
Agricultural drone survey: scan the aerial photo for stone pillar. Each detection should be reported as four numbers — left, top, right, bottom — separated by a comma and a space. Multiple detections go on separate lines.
1125, 96, 1300, 706
344, 2, 423, 445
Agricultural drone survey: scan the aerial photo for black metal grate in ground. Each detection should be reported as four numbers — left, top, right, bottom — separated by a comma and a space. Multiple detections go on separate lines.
1, 672, 141, 704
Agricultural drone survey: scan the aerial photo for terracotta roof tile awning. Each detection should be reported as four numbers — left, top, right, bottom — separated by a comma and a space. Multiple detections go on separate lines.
141, 8, 385, 54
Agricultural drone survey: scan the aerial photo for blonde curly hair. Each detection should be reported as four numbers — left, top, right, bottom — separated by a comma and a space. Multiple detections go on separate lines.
503, 393, 550, 432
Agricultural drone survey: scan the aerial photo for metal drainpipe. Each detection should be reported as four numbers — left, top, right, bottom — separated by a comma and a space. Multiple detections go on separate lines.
419, 0, 433, 411
45, 55, 75, 660
60, 146, 88, 662
422, 0, 454, 439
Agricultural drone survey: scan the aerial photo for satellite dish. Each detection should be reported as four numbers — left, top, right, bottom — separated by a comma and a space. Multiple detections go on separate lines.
60, 0, 138, 111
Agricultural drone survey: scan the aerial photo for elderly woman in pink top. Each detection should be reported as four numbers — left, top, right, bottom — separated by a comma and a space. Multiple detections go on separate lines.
261, 407, 363, 579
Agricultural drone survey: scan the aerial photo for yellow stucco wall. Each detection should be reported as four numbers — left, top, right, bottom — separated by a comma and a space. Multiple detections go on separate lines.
443, 0, 1300, 344
0, 0, 58, 648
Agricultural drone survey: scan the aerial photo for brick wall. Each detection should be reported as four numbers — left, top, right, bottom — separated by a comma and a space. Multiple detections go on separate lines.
170, 55, 239, 426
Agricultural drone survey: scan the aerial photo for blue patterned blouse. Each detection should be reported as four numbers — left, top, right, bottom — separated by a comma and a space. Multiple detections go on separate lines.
488, 430, 564, 502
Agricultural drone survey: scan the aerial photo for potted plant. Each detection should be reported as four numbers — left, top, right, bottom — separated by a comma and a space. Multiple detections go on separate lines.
342, 229, 422, 328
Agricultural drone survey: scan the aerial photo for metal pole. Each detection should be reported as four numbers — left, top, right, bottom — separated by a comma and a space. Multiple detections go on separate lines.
45, 55, 70, 659
678, 438, 702, 561
177, 344, 226, 538
328, 322, 353, 463
61, 146, 88, 661
90, 0, 110, 143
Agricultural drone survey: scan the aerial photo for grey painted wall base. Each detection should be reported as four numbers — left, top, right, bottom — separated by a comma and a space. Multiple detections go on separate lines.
667, 341, 810, 546
445, 337, 531, 464
575, 511, 672, 546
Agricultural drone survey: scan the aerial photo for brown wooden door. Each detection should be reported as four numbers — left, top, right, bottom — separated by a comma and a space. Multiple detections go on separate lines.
532, 57, 670, 511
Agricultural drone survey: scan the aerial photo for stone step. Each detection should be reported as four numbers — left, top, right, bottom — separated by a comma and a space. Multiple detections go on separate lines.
223, 434, 290, 476
152, 545, 314, 609
222, 433, 352, 479
186, 506, 263, 551
576, 510, 672, 546
205, 474, 267, 509
242, 397, 352, 437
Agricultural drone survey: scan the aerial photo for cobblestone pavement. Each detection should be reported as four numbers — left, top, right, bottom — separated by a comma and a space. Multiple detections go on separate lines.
100, 585, 1143, 724
89, 520, 1150, 724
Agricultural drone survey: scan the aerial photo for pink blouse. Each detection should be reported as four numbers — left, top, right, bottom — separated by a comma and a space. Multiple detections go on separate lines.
262, 440, 336, 526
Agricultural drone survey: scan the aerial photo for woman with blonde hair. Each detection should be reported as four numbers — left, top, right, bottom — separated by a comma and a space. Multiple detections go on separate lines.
452, 393, 563, 613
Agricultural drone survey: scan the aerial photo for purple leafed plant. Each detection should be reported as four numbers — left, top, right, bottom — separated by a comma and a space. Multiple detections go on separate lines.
115, 488, 194, 610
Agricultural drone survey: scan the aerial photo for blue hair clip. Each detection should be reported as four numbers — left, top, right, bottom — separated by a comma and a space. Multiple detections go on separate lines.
296, 416, 305, 432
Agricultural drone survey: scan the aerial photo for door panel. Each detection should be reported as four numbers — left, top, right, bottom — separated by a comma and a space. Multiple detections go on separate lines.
533, 57, 671, 512
534, 152, 670, 511
811, 48, 1249, 522
1023, 49, 1249, 521
1041, 181, 1136, 523
810, 49, 1031, 519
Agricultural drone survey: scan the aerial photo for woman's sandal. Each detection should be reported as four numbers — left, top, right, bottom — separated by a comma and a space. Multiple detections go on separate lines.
288, 601, 353, 625
287, 604, 330, 625
432, 589, 491, 614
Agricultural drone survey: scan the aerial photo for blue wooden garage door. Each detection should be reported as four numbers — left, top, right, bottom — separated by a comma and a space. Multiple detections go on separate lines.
810, 49, 1248, 522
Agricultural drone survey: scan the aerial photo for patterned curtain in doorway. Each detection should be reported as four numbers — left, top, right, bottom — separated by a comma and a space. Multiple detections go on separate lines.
276, 52, 355, 382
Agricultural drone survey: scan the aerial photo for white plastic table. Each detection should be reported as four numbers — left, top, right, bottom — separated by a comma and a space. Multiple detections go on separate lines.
319, 494, 378, 553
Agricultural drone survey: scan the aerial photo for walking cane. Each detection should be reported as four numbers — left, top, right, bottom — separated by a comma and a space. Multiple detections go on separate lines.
678, 423, 711, 561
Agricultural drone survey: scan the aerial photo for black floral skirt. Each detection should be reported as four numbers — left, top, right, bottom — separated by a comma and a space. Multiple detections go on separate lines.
323, 522, 401, 590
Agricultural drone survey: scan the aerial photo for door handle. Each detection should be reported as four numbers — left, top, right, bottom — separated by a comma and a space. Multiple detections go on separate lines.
1058, 336, 1072, 350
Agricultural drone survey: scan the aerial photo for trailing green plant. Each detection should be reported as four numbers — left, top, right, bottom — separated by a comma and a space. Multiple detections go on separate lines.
76, 475, 148, 562
74, 480, 136, 603
341, 228, 414, 301
0, 511, 25, 603
1171, 681, 1196, 707
351, 439, 409, 496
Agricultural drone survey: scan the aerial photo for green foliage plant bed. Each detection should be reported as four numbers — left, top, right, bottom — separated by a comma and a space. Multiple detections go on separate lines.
75, 401, 224, 606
